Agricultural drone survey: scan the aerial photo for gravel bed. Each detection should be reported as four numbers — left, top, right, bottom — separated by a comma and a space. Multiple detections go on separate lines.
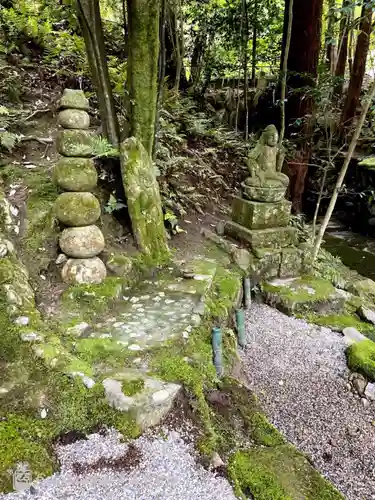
2, 429, 236, 500
242, 303, 375, 500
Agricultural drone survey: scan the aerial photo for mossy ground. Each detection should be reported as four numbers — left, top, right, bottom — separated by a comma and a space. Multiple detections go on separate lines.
228, 446, 343, 500
121, 378, 145, 396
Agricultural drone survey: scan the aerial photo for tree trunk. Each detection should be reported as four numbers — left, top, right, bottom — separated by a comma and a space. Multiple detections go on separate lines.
325, 0, 336, 73
251, 0, 257, 86
340, 2, 372, 130
190, 27, 207, 89
334, 0, 351, 94
283, 0, 323, 213
126, 0, 160, 156
76, 0, 119, 147
244, 0, 249, 139
278, 0, 293, 171
153, 0, 167, 159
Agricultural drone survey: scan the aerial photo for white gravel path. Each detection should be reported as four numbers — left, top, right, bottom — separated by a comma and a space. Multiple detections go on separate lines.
2, 428, 236, 500
242, 303, 375, 500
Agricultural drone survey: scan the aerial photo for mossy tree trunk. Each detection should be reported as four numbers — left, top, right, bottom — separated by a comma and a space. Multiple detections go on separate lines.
120, 138, 169, 262
126, 0, 160, 156
122, 0, 169, 262
76, 0, 119, 147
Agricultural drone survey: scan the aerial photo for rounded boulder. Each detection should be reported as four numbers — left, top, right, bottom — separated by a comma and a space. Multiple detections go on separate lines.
59, 225, 105, 258
59, 89, 89, 111
61, 257, 107, 284
58, 109, 90, 130
53, 158, 97, 192
57, 129, 94, 157
54, 192, 101, 227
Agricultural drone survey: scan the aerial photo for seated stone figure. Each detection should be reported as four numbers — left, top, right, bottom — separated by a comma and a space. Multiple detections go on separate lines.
245, 124, 289, 189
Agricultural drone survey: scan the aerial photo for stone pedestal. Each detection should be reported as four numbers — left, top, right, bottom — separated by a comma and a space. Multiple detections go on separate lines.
223, 183, 311, 279
53, 89, 107, 284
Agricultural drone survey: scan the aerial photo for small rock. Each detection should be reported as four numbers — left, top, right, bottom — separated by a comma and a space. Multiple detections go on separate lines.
352, 373, 367, 395
54, 192, 101, 227
342, 327, 366, 345
361, 397, 370, 408
358, 305, 375, 325
216, 221, 225, 236
182, 271, 195, 279
21, 332, 42, 342
278, 380, 284, 386
55, 253, 68, 265
53, 157, 98, 192
40, 408, 47, 419
365, 382, 375, 401
210, 452, 225, 469
59, 88, 89, 110
14, 316, 29, 326
0, 243, 8, 257
0, 387, 9, 394
66, 322, 90, 336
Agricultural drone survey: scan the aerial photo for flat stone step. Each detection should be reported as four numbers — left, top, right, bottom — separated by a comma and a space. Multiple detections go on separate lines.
225, 221, 298, 248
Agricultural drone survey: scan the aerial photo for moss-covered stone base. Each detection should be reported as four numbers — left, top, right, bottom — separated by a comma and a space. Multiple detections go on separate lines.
262, 277, 344, 316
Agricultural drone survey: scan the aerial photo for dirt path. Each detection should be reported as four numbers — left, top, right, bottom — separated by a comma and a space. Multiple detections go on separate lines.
242, 303, 375, 500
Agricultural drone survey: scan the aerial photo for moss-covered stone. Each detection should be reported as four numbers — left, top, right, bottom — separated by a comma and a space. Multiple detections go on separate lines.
306, 313, 375, 341
58, 109, 90, 130
348, 278, 375, 303
53, 157, 98, 192
228, 446, 343, 500
57, 130, 94, 157
61, 257, 107, 285
232, 196, 291, 230
54, 192, 101, 227
279, 248, 302, 278
346, 339, 375, 381
120, 137, 169, 264
262, 277, 343, 316
59, 225, 105, 258
59, 89, 89, 111
106, 253, 133, 276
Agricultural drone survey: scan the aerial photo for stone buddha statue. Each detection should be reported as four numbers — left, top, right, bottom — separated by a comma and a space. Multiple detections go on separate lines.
245, 125, 289, 189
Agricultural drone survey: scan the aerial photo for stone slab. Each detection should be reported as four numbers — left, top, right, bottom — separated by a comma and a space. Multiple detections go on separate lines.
232, 196, 291, 230
224, 221, 298, 249
250, 248, 281, 280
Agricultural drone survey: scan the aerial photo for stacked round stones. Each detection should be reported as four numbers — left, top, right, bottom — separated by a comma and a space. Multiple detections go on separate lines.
54, 89, 106, 284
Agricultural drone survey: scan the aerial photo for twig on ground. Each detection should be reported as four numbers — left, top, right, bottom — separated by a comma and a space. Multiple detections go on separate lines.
24, 108, 52, 122
19, 135, 53, 145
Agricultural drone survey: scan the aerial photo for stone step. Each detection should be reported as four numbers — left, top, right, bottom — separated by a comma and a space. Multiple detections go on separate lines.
224, 221, 298, 249
232, 195, 291, 230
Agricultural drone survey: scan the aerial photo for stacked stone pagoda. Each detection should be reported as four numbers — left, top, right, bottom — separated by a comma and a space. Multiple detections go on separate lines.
223, 125, 311, 278
53, 89, 106, 284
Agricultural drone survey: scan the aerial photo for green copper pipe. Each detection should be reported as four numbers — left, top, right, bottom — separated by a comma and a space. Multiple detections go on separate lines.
236, 308, 246, 348
212, 326, 224, 377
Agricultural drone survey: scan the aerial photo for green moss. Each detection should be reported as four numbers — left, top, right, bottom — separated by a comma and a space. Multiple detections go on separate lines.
121, 378, 145, 396
54, 192, 101, 227
73, 337, 134, 368
263, 277, 335, 304
251, 413, 285, 447
0, 415, 54, 493
53, 158, 97, 192
359, 156, 375, 169
120, 137, 170, 265
228, 447, 343, 500
346, 339, 375, 381
306, 313, 375, 341
206, 266, 242, 319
